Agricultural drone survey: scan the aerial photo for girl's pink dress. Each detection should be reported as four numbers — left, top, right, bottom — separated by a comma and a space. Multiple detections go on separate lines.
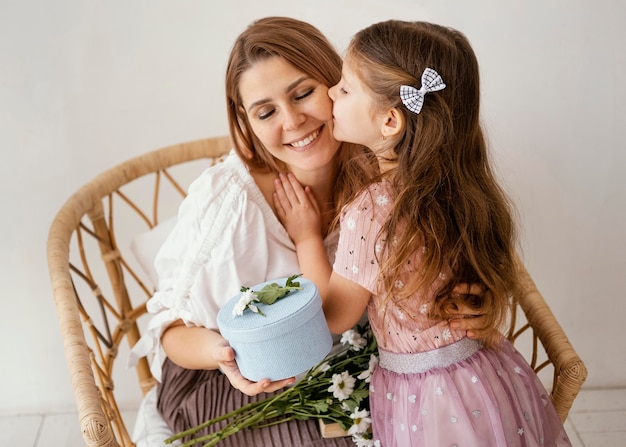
334, 182, 571, 446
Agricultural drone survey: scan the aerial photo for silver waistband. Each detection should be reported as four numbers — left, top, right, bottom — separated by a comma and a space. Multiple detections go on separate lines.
378, 338, 482, 374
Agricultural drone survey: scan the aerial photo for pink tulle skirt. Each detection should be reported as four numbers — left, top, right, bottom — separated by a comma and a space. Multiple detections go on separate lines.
369, 338, 571, 446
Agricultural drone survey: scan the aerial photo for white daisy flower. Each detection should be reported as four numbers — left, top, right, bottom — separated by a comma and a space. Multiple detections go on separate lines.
351, 433, 374, 447
248, 303, 260, 314
328, 371, 356, 401
341, 329, 367, 351
232, 289, 257, 316
348, 408, 372, 435
310, 361, 330, 377
351, 265, 359, 274
357, 354, 379, 383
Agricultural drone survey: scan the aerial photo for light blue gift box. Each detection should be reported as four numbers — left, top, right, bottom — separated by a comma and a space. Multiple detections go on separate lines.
217, 277, 332, 381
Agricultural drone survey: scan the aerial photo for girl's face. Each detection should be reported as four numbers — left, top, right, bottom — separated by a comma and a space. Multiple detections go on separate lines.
328, 57, 387, 150
239, 56, 340, 176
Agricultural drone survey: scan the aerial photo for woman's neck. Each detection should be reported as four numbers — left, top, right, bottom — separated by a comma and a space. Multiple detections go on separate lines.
250, 165, 336, 236
290, 166, 336, 236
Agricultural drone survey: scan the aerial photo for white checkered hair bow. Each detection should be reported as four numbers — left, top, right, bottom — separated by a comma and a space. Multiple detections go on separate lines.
399, 68, 446, 114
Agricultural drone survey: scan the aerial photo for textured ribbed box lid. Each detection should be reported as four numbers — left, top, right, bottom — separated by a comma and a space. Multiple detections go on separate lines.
217, 277, 332, 381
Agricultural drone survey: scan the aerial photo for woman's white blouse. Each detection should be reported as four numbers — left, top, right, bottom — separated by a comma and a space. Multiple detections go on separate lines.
129, 151, 338, 381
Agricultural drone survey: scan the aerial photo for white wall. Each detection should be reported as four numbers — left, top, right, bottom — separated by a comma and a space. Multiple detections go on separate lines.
1, 0, 624, 414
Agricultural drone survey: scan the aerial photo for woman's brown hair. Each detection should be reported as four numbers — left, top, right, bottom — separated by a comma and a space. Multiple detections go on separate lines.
225, 16, 377, 225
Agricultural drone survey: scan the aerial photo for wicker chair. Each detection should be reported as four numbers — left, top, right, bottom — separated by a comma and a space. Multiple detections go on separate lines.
46, 136, 587, 447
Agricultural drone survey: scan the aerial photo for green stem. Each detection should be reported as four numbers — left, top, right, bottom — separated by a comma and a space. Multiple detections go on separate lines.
166, 336, 377, 446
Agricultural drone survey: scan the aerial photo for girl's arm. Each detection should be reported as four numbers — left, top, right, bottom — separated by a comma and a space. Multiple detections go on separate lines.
274, 174, 369, 333
275, 174, 498, 339
273, 173, 332, 299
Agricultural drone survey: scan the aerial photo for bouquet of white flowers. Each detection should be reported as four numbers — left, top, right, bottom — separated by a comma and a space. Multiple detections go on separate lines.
165, 323, 378, 447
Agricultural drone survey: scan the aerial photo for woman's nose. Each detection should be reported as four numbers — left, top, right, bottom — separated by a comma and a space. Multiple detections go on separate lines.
282, 105, 306, 131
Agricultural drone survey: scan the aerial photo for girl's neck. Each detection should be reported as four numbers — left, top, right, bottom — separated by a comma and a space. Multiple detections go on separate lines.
378, 158, 398, 175
369, 140, 398, 174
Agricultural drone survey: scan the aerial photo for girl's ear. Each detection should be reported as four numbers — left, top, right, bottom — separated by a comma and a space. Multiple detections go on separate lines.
380, 107, 405, 138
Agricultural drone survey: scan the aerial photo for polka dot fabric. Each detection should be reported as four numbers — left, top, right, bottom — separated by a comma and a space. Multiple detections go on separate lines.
333, 182, 570, 446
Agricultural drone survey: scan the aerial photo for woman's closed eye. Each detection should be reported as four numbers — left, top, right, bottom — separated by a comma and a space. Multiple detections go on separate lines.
258, 107, 276, 120
294, 87, 315, 101
257, 88, 315, 120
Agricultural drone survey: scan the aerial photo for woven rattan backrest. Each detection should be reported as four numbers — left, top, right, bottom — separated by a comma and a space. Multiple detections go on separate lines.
47, 136, 231, 447
47, 135, 586, 446
507, 256, 587, 422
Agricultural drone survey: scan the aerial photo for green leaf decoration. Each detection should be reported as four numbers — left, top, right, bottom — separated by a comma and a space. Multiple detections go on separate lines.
255, 274, 303, 305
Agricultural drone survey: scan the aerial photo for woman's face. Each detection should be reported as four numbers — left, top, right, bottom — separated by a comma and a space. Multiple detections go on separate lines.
328, 56, 385, 150
239, 56, 340, 175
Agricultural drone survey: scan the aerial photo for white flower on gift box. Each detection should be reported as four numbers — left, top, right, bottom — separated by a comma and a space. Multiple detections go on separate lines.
357, 354, 379, 383
328, 370, 356, 401
233, 274, 303, 317
348, 408, 372, 435
232, 289, 257, 317
341, 329, 367, 351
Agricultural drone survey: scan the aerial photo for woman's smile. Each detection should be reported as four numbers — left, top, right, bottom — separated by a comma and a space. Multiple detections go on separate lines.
286, 127, 322, 150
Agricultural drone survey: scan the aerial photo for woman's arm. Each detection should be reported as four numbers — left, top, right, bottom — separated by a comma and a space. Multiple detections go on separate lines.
142, 159, 298, 394
162, 320, 295, 394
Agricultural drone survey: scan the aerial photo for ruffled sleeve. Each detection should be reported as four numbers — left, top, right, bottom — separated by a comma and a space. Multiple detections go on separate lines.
128, 153, 293, 381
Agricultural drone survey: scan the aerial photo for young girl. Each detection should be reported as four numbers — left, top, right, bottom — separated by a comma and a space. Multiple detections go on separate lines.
274, 20, 571, 446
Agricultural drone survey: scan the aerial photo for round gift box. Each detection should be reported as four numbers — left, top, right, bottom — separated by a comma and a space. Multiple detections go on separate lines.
217, 277, 332, 381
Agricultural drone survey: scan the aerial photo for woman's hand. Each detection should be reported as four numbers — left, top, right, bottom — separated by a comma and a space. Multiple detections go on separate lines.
213, 337, 296, 395
162, 322, 295, 396
273, 173, 323, 244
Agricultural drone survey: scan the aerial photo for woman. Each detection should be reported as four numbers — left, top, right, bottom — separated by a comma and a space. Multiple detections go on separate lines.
130, 16, 484, 446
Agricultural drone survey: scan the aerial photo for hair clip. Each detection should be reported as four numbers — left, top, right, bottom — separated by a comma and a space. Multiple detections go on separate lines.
399, 68, 446, 114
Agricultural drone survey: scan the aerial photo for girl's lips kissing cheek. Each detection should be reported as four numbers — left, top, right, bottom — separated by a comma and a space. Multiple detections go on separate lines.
287, 128, 321, 150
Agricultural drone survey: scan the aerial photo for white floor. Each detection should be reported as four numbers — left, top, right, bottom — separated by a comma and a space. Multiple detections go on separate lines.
1, 388, 624, 447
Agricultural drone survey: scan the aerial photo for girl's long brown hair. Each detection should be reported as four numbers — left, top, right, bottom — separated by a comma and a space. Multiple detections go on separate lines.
348, 20, 519, 346
225, 16, 378, 226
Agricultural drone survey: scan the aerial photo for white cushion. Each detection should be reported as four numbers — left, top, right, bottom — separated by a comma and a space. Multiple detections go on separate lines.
131, 386, 178, 446
129, 216, 177, 287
